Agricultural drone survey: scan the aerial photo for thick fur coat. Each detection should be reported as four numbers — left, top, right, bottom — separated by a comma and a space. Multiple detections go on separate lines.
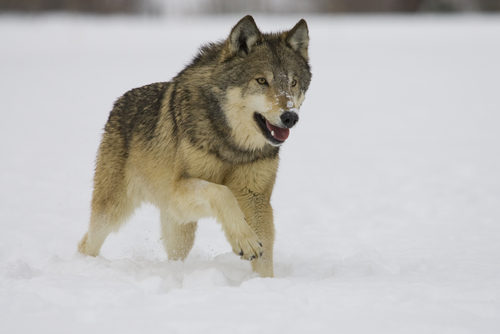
78, 15, 312, 277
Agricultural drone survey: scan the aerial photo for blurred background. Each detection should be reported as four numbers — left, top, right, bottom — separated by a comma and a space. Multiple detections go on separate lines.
1, 0, 500, 332
1, 0, 500, 16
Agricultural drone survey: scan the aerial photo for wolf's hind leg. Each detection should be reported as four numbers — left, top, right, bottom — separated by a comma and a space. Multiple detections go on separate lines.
78, 219, 114, 257
78, 122, 139, 256
160, 212, 197, 261
78, 196, 136, 256
78, 181, 136, 256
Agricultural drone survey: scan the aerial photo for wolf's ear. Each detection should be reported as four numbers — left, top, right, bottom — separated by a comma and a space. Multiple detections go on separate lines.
284, 19, 309, 61
224, 15, 263, 59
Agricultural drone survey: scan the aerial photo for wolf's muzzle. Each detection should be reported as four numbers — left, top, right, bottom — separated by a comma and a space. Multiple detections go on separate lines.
280, 111, 299, 128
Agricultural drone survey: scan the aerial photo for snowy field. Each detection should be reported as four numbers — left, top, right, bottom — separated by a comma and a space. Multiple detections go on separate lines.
1, 14, 500, 333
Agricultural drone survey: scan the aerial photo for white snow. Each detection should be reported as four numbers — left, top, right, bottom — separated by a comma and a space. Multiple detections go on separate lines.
1, 14, 500, 334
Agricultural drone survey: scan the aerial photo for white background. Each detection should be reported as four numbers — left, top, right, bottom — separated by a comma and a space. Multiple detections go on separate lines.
1, 14, 499, 333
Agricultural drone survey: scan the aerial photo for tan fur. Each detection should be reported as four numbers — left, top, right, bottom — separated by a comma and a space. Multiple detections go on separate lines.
78, 16, 311, 278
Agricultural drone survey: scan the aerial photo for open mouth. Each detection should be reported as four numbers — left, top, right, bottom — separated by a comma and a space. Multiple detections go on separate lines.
254, 113, 290, 145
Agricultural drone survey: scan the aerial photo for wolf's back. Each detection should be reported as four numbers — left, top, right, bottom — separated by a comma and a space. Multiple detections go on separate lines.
103, 82, 170, 151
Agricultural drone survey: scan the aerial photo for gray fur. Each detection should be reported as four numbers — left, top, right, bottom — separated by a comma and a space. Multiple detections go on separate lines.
78, 15, 312, 278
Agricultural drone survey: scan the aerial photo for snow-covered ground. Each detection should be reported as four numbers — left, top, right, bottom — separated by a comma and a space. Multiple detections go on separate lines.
1, 14, 499, 333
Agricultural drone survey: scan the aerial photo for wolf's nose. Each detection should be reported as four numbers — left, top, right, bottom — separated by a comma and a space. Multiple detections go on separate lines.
280, 111, 299, 128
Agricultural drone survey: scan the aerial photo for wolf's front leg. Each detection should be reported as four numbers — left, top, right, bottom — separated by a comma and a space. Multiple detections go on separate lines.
169, 178, 263, 261
233, 190, 275, 278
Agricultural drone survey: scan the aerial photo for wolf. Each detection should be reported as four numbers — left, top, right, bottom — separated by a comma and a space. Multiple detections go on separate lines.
77, 15, 311, 278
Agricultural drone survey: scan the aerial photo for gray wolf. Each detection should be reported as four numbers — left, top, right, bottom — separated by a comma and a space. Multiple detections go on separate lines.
78, 15, 311, 278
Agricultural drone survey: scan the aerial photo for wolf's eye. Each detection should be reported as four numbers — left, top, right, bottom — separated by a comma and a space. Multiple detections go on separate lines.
256, 78, 268, 85
291, 79, 298, 87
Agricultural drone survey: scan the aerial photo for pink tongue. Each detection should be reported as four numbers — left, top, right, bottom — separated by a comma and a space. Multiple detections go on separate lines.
266, 120, 290, 141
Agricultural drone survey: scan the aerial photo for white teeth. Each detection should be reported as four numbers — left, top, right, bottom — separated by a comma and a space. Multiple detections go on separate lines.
271, 130, 275, 137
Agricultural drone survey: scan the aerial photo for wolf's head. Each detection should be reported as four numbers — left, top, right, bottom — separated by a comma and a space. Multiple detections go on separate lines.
216, 15, 311, 150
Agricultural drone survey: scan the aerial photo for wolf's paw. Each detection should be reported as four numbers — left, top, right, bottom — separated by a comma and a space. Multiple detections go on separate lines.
219, 198, 263, 261
226, 225, 263, 261
225, 222, 263, 261
77, 233, 100, 257
235, 238, 263, 261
